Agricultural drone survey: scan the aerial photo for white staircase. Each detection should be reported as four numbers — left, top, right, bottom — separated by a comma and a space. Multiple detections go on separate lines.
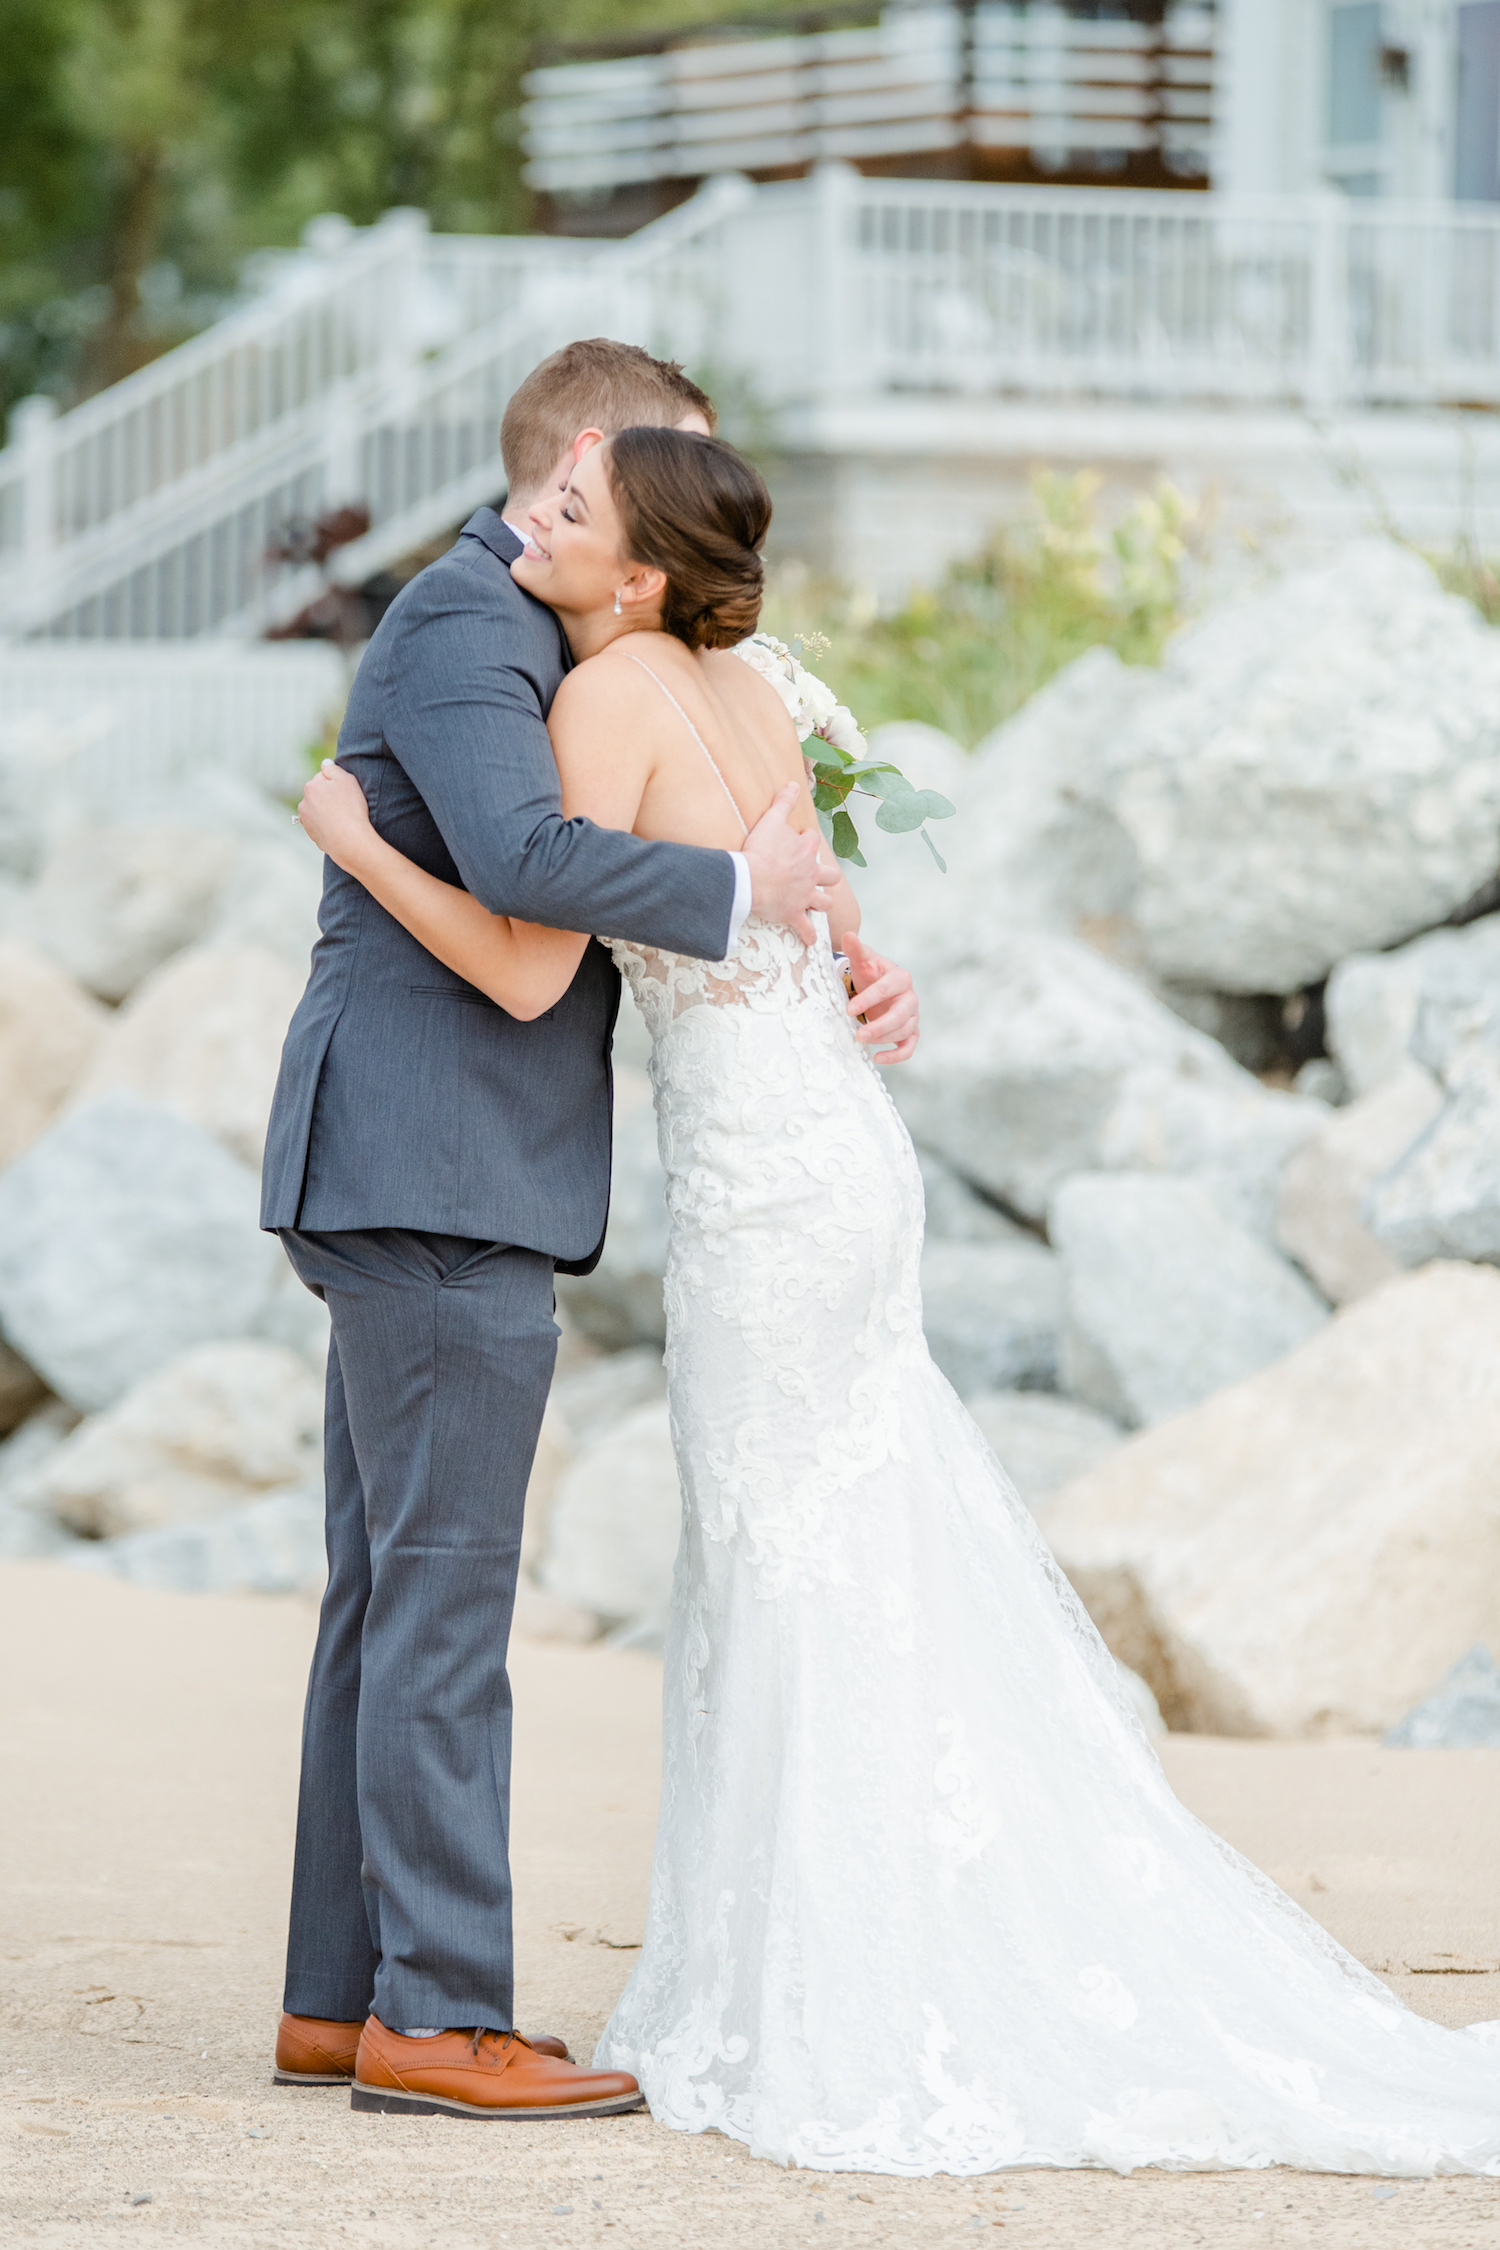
8, 170, 1500, 643
0, 180, 755, 644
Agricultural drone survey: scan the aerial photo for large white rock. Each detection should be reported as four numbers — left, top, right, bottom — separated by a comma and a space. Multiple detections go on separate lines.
915, 1149, 1027, 1243
893, 931, 1249, 1222
540, 1398, 681, 1635
1050, 1173, 1328, 1427
965, 1389, 1123, 1510
1097, 542, 1500, 993
0, 939, 108, 1169
66, 1481, 326, 1596
851, 648, 1146, 971
7, 825, 241, 1000
549, 1345, 667, 1445
204, 836, 323, 968
1383, 1645, 1500, 1750
1276, 1063, 1445, 1301
71, 944, 304, 1167
554, 1067, 669, 1348
34, 1340, 323, 1538
1038, 1263, 1500, 1736
1326, 914, 1500, 1097
0, 1094, 284, 1410
919, 1238, 1061, 1395
1097, 1066, 1325, 1243
1363, 1041, 1500, 1266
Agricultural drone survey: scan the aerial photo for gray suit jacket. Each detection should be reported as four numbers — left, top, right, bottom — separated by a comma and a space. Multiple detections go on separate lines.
260, 509, 736, 1268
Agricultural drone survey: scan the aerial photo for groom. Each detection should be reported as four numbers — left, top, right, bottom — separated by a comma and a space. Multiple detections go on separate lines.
261, 338, 919, 2120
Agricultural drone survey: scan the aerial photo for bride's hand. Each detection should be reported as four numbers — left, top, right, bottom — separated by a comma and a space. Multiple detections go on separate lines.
844, 931, 920, 1064
296, 758, 375, 870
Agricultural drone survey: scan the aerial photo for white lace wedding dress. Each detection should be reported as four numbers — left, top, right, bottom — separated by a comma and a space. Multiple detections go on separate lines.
594, 670, 1500, 2179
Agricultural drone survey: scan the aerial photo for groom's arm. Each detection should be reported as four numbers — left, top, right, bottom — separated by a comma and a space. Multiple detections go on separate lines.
380, 562, 738, 958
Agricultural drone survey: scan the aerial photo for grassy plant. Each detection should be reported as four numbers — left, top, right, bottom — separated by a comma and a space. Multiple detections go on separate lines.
761, 471, 1194, 750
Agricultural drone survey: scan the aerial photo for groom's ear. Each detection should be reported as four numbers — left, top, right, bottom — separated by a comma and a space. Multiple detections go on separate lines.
571, 428, 605, 467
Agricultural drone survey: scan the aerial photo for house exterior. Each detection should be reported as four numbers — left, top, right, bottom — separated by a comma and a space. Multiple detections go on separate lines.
523, 1, 1500, 232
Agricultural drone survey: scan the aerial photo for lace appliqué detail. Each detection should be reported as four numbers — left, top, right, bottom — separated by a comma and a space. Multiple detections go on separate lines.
593, 915, 1500, 2180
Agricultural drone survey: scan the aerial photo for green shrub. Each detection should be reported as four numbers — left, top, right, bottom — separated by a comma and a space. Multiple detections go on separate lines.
762, 471, 1193, 750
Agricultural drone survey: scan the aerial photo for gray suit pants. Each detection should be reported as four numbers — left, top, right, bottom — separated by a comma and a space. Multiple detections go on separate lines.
277, 1228, 557, 2032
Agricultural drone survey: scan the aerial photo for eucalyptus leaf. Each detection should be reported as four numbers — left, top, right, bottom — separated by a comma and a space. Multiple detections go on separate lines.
830, 808, 865, 865
816, 808, 835, 843
874, 796, 929, 833
858, 769, 918, 802
920, 826, 948, 873
812, 780, 849, 812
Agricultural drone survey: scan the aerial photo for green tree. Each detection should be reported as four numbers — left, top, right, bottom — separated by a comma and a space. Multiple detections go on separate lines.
0, 0, 828, 421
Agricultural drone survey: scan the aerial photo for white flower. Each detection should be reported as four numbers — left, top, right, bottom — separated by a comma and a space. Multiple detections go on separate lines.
733, 634, 844, 741
818, 703, 865, 756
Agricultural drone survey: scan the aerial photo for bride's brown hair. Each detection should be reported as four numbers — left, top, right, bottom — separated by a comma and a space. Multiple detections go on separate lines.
606, 427, 770, 650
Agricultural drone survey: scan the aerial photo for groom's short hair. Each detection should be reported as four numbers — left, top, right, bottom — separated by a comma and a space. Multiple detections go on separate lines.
500, 339, 716, 504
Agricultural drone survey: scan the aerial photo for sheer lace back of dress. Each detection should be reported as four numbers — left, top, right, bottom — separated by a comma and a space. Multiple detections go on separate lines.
611, 652, 838, 1028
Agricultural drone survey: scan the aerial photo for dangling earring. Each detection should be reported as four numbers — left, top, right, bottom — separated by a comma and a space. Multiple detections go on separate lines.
613, 588, 623, 617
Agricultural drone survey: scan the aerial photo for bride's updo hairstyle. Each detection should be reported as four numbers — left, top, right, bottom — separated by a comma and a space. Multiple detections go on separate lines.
606, 427, 770, 650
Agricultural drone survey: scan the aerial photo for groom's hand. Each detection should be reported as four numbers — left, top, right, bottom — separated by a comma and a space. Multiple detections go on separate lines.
844, 931, 920, 1064
744, 785, 839, 944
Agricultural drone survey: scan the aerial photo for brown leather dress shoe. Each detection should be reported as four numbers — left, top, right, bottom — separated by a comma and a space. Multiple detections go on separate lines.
351, 2016, 642, 2120
274, 2014, 367, 2085
274, 2012, 570, 2085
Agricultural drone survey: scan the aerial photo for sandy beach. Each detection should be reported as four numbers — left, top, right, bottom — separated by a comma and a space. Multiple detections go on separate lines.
2, 1560, 1497, 2249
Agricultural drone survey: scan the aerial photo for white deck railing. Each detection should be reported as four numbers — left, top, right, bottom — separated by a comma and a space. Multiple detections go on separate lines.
523, 2, 1217, 193
7, 171, 1500, 640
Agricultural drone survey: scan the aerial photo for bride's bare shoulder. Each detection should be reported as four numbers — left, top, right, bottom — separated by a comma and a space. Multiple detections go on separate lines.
700, 646, 803, 744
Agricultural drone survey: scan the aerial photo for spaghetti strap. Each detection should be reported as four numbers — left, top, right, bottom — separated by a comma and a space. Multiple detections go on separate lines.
627, 654, 750, 840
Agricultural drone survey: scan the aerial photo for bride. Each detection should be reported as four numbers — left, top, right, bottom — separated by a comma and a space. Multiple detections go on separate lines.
295, 427, 1500, 2179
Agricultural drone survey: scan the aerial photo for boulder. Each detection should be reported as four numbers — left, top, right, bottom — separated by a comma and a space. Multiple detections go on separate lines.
1038, 1263, 1500, 1736
7, 824, 240, 1001
1050, 1173, 1329, 1428
916, 1149, 1028, 1244
851, 649, 1145, 971
0, 940, 108, 1169
1276, 1063, 1445, 1301
0, 1095, 284, 1410
965, 1390, 1123, 1510
554, 1067, 669, 1348
919, 1238, 1062, 1395
204, 837, 323, 968
1097, 542, 1500, 993
1097, 1067, 1325, 1243
550, 1345, 668, 1445
71, 944, 304, 1167
1383, 1645, 1500, 1749
0, 1496, 73, 1558
1363, 1041, 1500, 1267
540, 1399, 681, 1635
34, 1340, 323, 1539
0, 1336, 47, 1437
893, 931, 1247, 1222
67, 1481, 326, 1596
1326, 913, 1500, 1097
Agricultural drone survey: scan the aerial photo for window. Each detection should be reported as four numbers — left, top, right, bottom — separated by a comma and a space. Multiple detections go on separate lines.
1457, 1, 1500, 201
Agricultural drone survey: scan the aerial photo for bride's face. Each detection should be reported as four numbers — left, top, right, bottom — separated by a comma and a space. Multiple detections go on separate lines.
513, 443, 644, 621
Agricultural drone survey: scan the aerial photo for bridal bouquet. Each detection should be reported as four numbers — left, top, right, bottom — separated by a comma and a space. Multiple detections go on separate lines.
734, 632, 954, 870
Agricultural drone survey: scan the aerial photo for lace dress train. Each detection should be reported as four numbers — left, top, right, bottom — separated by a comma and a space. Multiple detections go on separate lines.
592, 909, 1500, 2179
